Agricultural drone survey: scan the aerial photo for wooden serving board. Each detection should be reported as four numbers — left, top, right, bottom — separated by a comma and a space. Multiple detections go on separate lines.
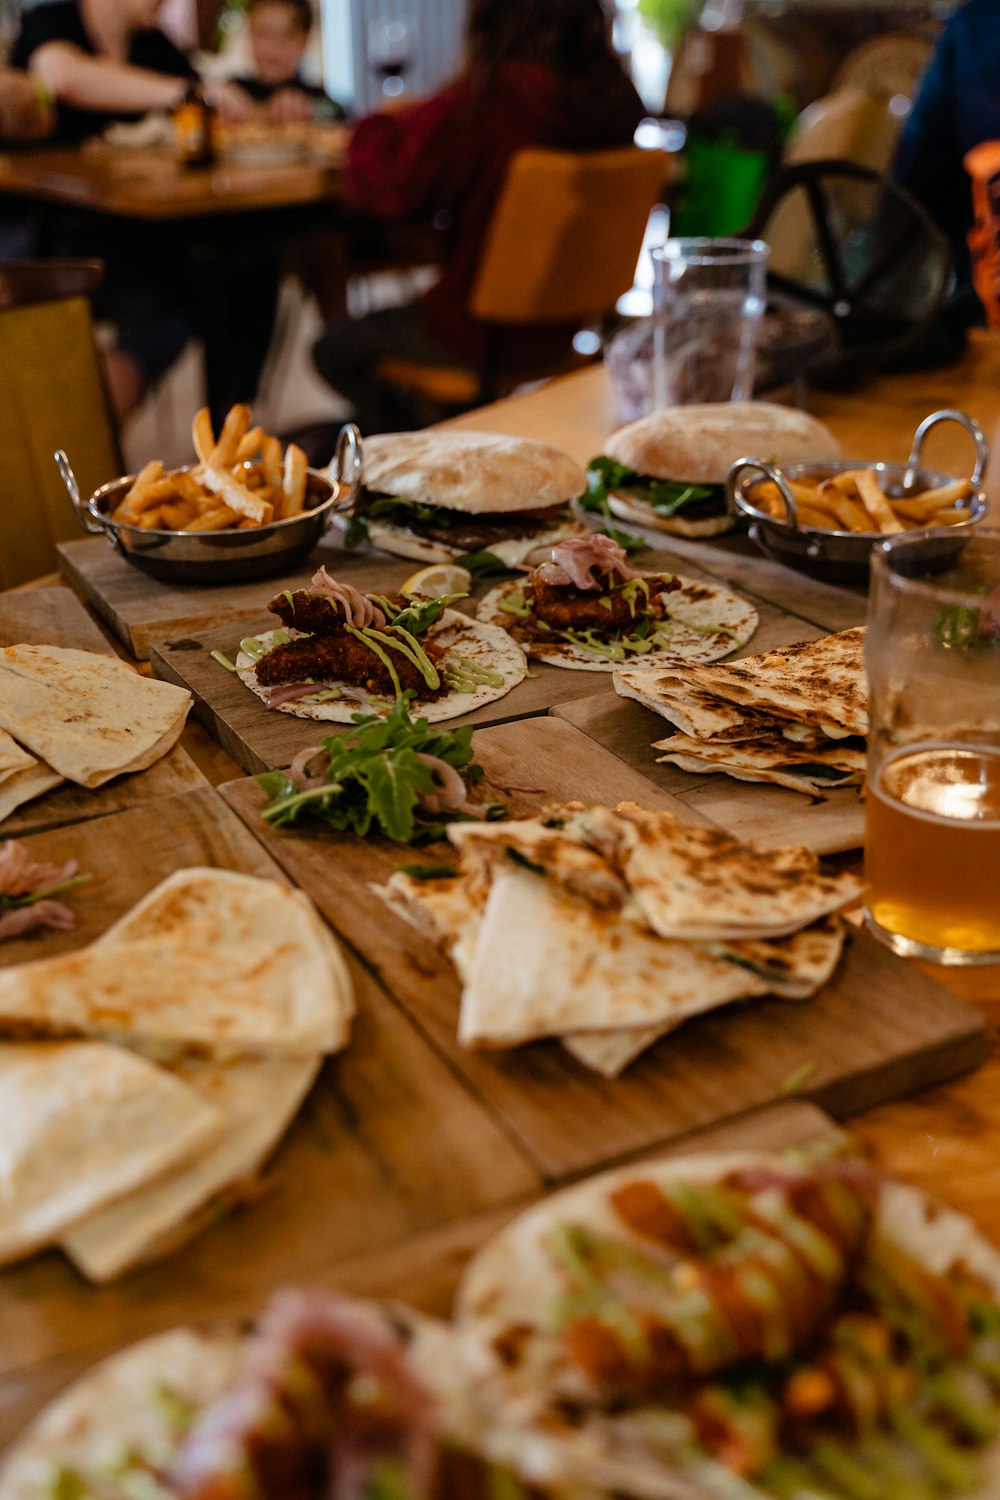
220, 717, 986, 1184
146, 557, 824, 776
58, 536, 424, 661
553, 693, 865, 855
0, 587, 206, 837
0, 1097, 840, 1448
0, 786, 538, 1417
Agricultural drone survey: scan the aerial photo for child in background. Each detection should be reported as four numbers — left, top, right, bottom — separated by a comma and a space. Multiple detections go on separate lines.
233, 0, 346, 122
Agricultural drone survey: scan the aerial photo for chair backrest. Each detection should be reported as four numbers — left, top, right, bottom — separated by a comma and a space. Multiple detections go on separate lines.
469, 146, 669, 325
0, 258, 104, 311
785, 88, 902, 177
0, 296, 121, 589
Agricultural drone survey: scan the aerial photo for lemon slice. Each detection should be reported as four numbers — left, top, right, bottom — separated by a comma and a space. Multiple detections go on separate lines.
400, 563, 472, 599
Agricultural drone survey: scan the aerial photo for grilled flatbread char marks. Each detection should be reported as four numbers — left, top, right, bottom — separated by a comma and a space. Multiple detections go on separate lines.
255, 633, 448, 700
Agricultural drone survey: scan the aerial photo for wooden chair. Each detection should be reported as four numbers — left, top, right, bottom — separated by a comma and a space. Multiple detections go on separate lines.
376, 145, 670, 409
0, 293, 121, 589
0, 258, 104, 312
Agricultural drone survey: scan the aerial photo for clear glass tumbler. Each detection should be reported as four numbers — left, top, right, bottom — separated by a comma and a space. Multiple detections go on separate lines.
864, 527, 1000, 965
650, 237, 769, 409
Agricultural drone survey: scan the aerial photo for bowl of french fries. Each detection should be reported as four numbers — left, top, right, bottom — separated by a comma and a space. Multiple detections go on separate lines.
70, 405, 361, 584
726, 408, 989, 582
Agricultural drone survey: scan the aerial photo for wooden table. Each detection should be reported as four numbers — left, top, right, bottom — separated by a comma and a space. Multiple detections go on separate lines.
0, 139, 346, 425
3, 345, 1000, 1449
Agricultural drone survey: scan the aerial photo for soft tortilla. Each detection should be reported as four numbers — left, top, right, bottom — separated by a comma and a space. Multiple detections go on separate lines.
0, 730, 34, 781
707, 915, 847, 1001
375, 870, 483, 983
479, 575, 758, 672
0, 868, 355, 1055
572, 803, 862, 941
237, 612, 527, 723
561, 1023, 678, 1077
0, 1328, 245, 1499
0, 646, 191, 788
655, 731, 866, 794
63, 1051, 320, 1281
457, 866, 768, 1048
0, 1041, 224, 1266
362, 430, 587, 514
0, 761, 64, 824
617, 629, 868, 738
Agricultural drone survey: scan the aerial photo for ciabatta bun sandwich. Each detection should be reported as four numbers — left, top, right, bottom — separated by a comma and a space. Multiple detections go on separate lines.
593, 401, 840, 538
348, 430, 588, 566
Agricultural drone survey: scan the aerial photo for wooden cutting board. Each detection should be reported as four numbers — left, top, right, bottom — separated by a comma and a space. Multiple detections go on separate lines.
0, 786, 538, 1408
58, 535, 420, 660
0, 1097, 841, 1448
146, 567, 824, 777
553, 693, 865, 855
220, 716, 986, 1183
0, 587, 206, 837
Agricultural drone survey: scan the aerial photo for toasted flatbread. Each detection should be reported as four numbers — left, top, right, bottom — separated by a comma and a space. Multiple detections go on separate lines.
0, 1328, 244, 1499
362, 430, 587, 515
0, 1041, 224, 1266
655, 730, 866, 793
457, 866, 768, 1048
0, 646, 191, 788
616, 629, 868, 739
0, 760, 64, 824
237, 612, 526, 723
561, 1022, 678, 1077
478, 574, 759, 672
375, 870, 483, 983
708, 914, 847, 1000
0, 868, 355, 1056
62, 1051, 320, 1281
0, 730, 34, 781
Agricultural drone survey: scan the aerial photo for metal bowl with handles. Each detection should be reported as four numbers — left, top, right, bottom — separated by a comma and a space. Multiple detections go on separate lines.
725, 409, 989, 583
57, 424, 362, 585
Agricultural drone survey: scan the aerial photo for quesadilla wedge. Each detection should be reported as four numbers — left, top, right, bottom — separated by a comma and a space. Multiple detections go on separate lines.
457, 864, 771, 1048
236, 569, 525, 723
0, 761, 63, 826
61, 1051, 321, 1282
453, 1148, 1000, 1500
479, 536, 758, 672
347, 428, 589, 565
0, 1041, 224, 1266
0, 646, 191, 788
655, 731, 866, 794
0, 868, 354, 1056
615, 629, 868, 741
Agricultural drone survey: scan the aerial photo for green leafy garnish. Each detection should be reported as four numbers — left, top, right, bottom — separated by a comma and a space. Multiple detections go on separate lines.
257, 695, 501, 844
0, 872, 91, 911
453, 549, 510, 579
579, 458, 644, 552
387, 593, 466, 637
933, 591, 1000, 650
584, 455, 720, 528
343, 512, 370, 550
398, 863, 459, 879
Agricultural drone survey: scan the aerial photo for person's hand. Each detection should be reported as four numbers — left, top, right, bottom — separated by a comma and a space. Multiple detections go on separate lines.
204, 79, 260, 123
264, 88, 314, 125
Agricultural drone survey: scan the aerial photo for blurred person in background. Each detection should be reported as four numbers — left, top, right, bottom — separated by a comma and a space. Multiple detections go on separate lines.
11, 0, 269, 420
230, 0, 346, 122
312, 0, 645, 432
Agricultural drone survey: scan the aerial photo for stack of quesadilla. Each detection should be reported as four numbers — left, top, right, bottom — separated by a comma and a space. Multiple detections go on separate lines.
377, 801, 861, 1076
0, 645, 192, 823
0, 868, 354, 1279
614, 626, 868, 795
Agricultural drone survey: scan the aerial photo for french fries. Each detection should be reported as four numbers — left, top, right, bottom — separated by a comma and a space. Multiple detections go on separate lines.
746, 465, 975, 536
110, 405, 318, 534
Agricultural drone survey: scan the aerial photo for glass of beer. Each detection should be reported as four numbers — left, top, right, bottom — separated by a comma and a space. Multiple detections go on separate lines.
864, 527, 1000, 964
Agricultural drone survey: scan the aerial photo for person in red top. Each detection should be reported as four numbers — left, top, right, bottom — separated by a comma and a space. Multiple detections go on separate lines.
313, 0, 645, 431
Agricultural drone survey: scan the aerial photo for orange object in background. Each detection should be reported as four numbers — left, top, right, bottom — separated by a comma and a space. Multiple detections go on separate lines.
965, 141, 1000, 330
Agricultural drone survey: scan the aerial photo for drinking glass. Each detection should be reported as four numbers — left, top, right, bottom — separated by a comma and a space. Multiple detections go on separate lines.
650, 237, 768, 409
864, 527, 1000, 965
367, 16, 416, 99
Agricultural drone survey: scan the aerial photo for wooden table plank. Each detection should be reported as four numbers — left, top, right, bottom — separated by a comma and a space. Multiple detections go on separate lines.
0, 1098, 837, 1449
219, 718, 986, 1181
552, 694, 864, 854
0, 787, 539, 1404
0, 586, 207, 836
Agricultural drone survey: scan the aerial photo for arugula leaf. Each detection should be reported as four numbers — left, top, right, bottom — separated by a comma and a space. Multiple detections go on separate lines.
257, 694, 500, 844
343, 512, 369, 550
453, 549, 510, 579
387, 593, 466, 637
579, 459, 644, 552
398, 863, 459, 879
367, 494, 449, 527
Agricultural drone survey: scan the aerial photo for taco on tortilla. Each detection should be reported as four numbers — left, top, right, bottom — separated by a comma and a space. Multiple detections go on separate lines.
454, 1147, 1000, 1499
237, 568, 526, 723
478, 535, 758, 672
